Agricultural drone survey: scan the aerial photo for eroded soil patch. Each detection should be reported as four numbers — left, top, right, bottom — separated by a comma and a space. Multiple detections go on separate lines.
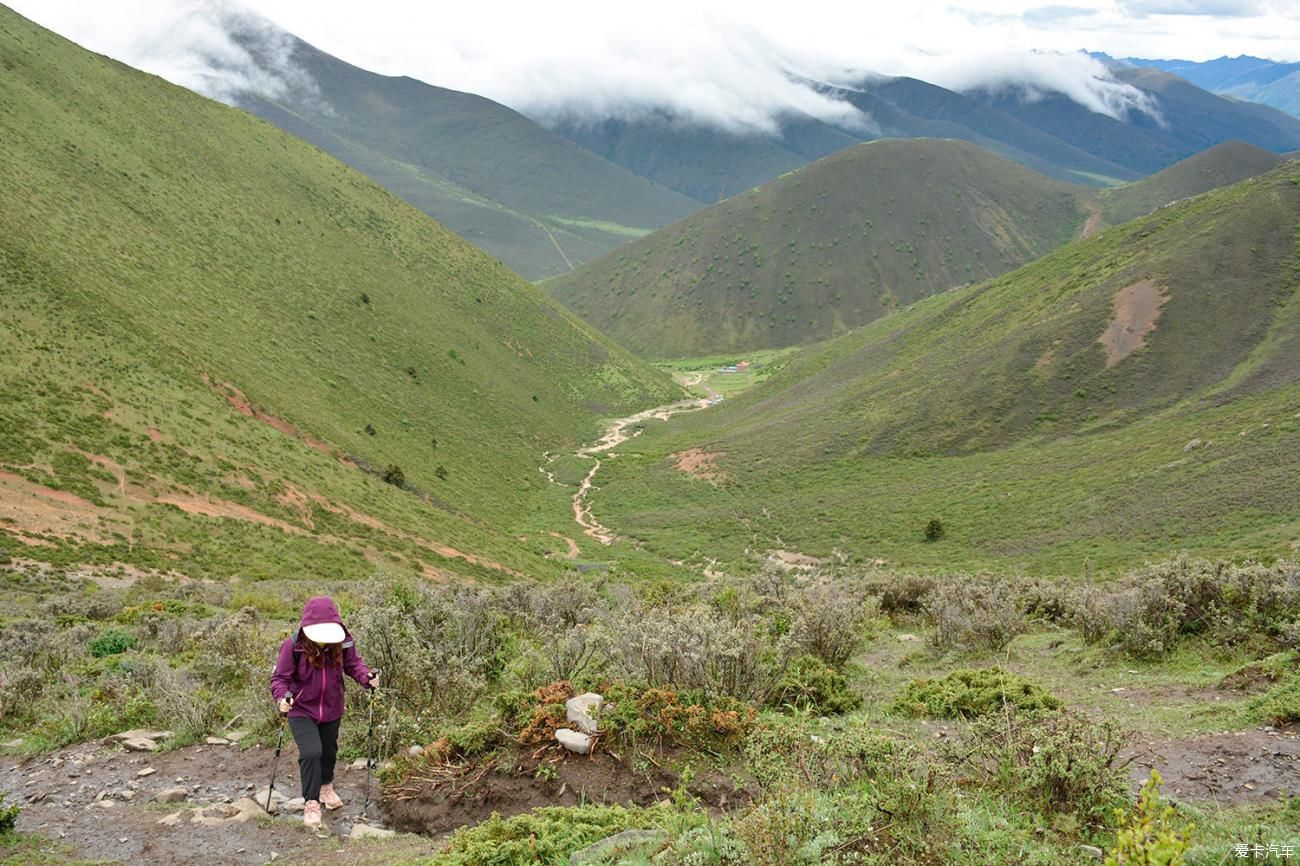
382, 748, 749, 836
671, 447, 727, 480
1099, 279, 1168, 368
1127, 723, 1299, 803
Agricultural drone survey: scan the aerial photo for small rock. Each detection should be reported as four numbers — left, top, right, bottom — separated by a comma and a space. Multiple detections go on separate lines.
349, 758, 368, 771
156, 811, 184, 827
566, 693, 604, 735
283, 797, 305, 813
118, 837, 128, 844
205, 737, 230, 746
93, 800, 117, 810
251, 786, 288, 809
897, 633, 920, 642
120, 738, 158, 753
350, 823, 397, 840
225, 730, 249, 743
270, 854, 279, 861
555, 728, 592, 755
154, 787, 188, 804
1079, 844, 1104, 860
119, 789, 135, 802
407, 745, 425, 757
1183, 438, 1202, 452
570, 829, 668, 864
229, 797, 269, 823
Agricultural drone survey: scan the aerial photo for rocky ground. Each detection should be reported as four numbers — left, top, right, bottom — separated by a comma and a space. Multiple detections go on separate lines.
1, 731, 432, 865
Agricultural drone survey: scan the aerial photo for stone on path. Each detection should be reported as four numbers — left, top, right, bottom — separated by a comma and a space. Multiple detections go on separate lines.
154, 787, 188, 804
350, 823, 396, 840
555, 728, 592, 755
136, 767, 156, 778
229, 797, 270, 823
251, 786, 288, 810
283, 797, 305, 813
156, 811, 184, 826
205, 737, 230, 746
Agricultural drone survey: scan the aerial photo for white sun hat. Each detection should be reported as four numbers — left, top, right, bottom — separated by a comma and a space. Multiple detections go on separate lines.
302, 622, 345, 644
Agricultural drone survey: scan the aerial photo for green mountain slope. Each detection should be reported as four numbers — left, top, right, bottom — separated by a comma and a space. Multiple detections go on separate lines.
583, 164, 1300, 573
1100, 140, 1282, 225
231, 26, 698, 280
546, 139, 1092, 357
0, 6, 679, 581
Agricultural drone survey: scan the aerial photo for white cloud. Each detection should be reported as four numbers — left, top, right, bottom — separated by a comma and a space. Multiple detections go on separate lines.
9, 0, 1299, 135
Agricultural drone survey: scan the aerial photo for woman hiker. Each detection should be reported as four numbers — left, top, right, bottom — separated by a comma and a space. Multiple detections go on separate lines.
270, 596, 377, 830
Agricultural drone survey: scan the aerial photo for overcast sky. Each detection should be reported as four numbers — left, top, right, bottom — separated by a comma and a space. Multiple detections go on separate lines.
11, 0, 1300, 133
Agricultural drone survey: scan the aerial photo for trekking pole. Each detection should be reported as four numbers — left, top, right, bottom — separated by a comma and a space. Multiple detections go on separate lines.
265, 693, 292, 814
363, 669, 380, 817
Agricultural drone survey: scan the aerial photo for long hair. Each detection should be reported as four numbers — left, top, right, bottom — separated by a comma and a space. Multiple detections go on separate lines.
303, 637, 343, 668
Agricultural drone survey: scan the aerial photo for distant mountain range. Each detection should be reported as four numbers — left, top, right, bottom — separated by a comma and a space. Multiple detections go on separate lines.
1110, 54, 1300, 118
227, 25, 698, 280
550, 67, 1300, 205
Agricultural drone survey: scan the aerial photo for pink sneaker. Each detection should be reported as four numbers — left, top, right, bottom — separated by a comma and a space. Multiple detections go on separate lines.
320, 784, 343, 811
303, 799, 321, 830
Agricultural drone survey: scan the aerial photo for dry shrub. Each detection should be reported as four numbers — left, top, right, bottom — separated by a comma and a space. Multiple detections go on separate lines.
928, 579, 1026, 652
788, 578, 880, 668
597, 603, 794, 704
875, 575, 936, 618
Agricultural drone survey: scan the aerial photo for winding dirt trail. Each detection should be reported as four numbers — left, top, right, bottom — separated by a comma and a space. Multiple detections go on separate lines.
559, 391, 712, 546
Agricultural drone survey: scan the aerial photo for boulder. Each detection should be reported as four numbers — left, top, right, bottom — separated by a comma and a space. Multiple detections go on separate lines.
154, 787, 188, 804
106, 730, 171, 751
555, 728, 592, 755
570, 829, 668, 864
283, 797, 305, 814
350, 823, 397, 840
565, 693, 604, 734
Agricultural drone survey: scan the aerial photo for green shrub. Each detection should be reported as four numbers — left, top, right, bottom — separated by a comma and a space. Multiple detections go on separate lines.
0, 793, 18, 833
949, 708, 1130, 828
1246, 669, 1300, 725
1105, 771, 1193, 866
87, 628, 136, 658
924, 518, 945, 542
771, 655, 861, 714
433, 805, 675, 866
743, 715, 908, 791
892, 667, 1061, 719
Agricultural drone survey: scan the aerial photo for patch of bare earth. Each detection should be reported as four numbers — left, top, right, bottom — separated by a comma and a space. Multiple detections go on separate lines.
1127, 724, 1299, 803
670, 447, 727, 480
1099, 279, 1168, 368
382, 747, 749, 837
0, 470, 118, 544
767, 549, 828, 571
205, 376, 342, 460
1078, 200, 1103, 241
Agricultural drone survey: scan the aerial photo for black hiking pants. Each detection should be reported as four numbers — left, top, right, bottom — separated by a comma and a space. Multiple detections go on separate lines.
288, 716, 341, 803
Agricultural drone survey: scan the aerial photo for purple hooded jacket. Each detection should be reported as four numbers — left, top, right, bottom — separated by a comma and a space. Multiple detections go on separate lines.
270, 597, 372, 724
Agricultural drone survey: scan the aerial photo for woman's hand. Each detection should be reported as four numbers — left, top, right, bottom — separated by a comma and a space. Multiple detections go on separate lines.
367, 670, 381, 690
278, 695, 293, 714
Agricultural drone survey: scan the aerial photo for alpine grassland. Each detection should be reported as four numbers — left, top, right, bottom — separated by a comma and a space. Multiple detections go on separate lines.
586, 162, 1300, 572
0, 5, 678, 583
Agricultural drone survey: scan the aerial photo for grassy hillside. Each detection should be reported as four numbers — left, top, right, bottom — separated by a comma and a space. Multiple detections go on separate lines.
232, 27, 698, 280
582, 164, 1300, 573
546, 139, 1092, 357
0, 6, 680, 582
1100, 140, 1282, 225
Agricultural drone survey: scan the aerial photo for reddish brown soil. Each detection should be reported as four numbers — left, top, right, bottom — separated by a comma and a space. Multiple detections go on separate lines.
382, 747, 749, 836
670, 448, 727, 480
1127, 723, 1300, 803
205, 376, 340, 459
1099, 279, 1168, 367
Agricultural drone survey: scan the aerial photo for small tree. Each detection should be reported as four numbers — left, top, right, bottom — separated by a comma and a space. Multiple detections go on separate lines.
382, 465, 405, 487
924, 519, 945, 542
434, 465, 449, 480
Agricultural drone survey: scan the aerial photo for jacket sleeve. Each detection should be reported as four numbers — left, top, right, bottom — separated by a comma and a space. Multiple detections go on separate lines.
270, 638, 295, 701
342, 638, 372, 688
